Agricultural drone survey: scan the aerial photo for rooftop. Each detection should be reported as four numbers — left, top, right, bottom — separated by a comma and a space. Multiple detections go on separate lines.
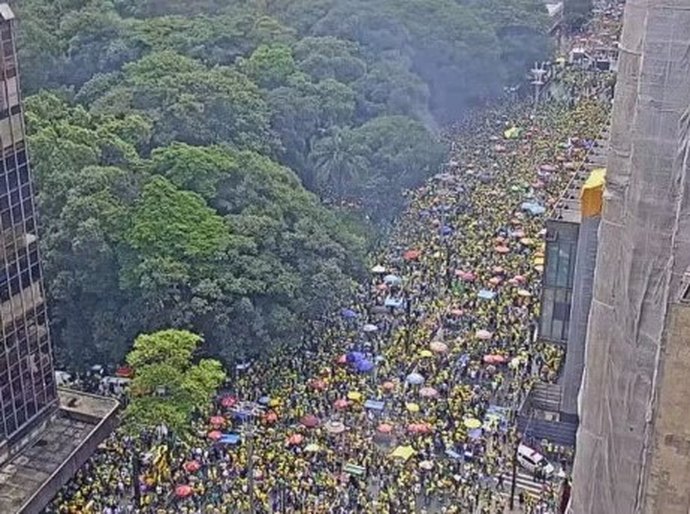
0, 4, 13, 22
0, 390, 118, 514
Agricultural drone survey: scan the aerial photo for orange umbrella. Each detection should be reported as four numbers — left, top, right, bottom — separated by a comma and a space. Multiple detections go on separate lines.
208, 430, 222, 441
263, 411, 278, 424
336, 354, 348, 366
495, 245, 510, 254
310, 379, 327, 391
220, 395, 237, 408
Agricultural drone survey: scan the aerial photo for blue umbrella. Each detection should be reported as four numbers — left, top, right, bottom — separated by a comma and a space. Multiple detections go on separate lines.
385, 297, 404, 309
468, 428, 483, 440
258, 396, 270, 405
341, 308, 358, 319
347, 351, 365, 363
356, 359, 374, 373
441, 225, 453, 236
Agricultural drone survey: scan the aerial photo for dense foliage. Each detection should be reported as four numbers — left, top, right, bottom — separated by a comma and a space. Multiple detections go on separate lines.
16, 0, 550, 367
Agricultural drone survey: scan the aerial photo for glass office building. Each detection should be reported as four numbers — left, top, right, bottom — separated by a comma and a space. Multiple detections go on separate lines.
0, 5, 57, 445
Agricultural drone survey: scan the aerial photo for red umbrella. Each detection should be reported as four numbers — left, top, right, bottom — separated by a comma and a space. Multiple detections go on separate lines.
489, 276, 502, 286
450, 308, 464, 317
407, 423, 432, 435
403, 249, 421, 261
492, 266, 505, 275
334, 398, 349, 410
263, 411, 278, 424
221, 396, 238, 408
209, 416, 225, 427
310, 379, 327, 391
115, 366, 133, 378
336, 354, 348, 366
377, 423, 393, 434
288, 433, 304, 445
301, 414, 320, 428
495, 245, 510, 254
175, 484, 193, 498
184, 461, 200, 473
208, 430, 222, 441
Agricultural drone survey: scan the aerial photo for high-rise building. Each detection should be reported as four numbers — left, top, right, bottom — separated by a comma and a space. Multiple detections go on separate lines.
0, 2, 58, 449
0, 6, 119, 514
570, 0, 690, 512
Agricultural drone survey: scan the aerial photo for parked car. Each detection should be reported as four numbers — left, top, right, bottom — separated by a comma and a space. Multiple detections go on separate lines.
517, 444, 555, 477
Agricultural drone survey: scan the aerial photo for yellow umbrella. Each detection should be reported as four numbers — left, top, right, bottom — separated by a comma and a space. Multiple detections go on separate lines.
419, 350, 433, 358
305, 443, 321, 453
406, 402, 420, 413
390, 445, 416, 461
268, 398, 281, 408
464, 418, 482, 429
347, 391, 363, 402
534, 256, 545, 266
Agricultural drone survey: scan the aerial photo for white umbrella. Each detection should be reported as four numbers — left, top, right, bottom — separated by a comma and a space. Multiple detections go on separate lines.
363, 324, 379, 333
371, 265, 386, 274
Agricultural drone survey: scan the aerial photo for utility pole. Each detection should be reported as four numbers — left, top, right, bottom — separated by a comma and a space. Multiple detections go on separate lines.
232, 402, 263, 514
509, 439, 519, 510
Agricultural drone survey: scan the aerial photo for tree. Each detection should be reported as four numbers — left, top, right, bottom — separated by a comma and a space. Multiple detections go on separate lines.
243, 44, 297, 89
124, 329, 226, 434
309, 129, 367, 196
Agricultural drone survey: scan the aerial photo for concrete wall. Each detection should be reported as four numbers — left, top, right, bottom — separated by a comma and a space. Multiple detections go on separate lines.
641, 303, 690, 514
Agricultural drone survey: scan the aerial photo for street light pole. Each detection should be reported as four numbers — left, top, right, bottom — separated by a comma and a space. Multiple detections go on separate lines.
247, 416, 255, 514
509, 439, 519, 510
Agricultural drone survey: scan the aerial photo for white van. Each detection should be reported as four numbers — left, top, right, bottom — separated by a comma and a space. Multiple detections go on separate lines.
517, 444, 555, 477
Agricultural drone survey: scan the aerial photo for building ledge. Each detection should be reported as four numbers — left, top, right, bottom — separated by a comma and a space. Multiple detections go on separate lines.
0, 390, 118, 514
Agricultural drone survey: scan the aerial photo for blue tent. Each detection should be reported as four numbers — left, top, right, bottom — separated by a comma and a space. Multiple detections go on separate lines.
478, 289, 496, 300
341, 308, 358, 319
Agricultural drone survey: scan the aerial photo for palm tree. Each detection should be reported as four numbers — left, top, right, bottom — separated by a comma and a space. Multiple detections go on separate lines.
309, 129, 367, 197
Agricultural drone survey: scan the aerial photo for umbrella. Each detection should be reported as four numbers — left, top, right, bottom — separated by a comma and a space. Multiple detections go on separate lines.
264, 411, 278, 424
305, 443, 321, 453
513, 275, 527, 283
483, 355, 501, 365
268, 398, 281, 408
407, 423, 432, 434
209, 416, 225, 427
218, 433, 241, 445
363, 323, 378, 333
419, 387, 438, 398
341, 308, 358, 319
419, 460, 434, 470
175, 485, 193, 498
384, 297, 404, 309
371, 264, 386, 274
464, 418, 482, 429
406, 402, 420, 413
511, 229, 526, 239
520, 202, 546, 216
355, 359, 374, 373
301, 415, 320, 428
520, 237, 534, 246
378, 423, 393, 434
518, 289, 532, 297
384, 274, 402, 286
382, 381, 396, 391
478, 289, 496, 300
334, 398, 350, 410
403, 249, 421, 261
220, 396, 237, 410
406, 372, 424, 385
495, 245, 510, 254
450, 308, 464, 316
540, 164, 557, 172
347, 391, 363, 402
475, 330, 493, 340
310, 379, 327, 390
419, 350, 433, 358
288, 434, 304, 445
325, 421, 346, 434
488, 276, 502, 286
441, 225, 453, 236
492, 266, 505, 274
208, 430, 222, 441
184, 461, 200, 473
346, 351, 365, 363
336, 354, 348, 365
258, 396, 270, 405
115, 366, 133, 378
430, 341, 448, 353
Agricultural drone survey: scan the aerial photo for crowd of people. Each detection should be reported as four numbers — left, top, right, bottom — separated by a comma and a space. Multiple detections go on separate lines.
47, 5, 623, 514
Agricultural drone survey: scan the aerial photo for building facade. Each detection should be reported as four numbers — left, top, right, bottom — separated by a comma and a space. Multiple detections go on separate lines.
0, 4, 57, 448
